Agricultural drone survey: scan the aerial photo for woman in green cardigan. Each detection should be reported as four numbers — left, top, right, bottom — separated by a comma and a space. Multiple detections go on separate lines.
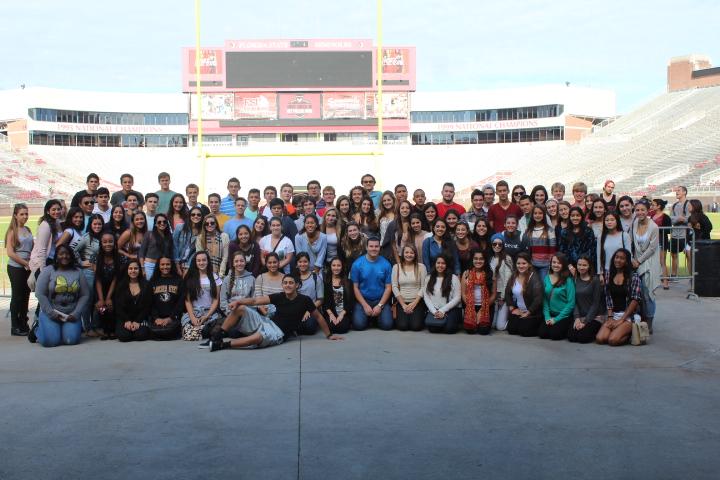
538, 252, 575, 340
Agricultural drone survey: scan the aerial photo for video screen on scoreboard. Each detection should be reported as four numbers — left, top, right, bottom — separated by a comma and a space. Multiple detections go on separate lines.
225, 51, 373, 88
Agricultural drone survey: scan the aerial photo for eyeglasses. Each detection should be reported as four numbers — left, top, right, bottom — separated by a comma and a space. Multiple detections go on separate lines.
190, 213, 203, 217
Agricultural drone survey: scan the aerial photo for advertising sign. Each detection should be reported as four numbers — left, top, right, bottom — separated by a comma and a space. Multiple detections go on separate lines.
190, 93, 234, 120
278, 93, 322, 119
366, 92, 409, 118
234, 93, 278, 119
188, 49, 223, 74
382, 48, 409, 74
322, 92, 365, 119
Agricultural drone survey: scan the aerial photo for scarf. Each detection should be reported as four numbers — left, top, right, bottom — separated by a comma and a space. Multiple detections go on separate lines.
464, 269, 491, 330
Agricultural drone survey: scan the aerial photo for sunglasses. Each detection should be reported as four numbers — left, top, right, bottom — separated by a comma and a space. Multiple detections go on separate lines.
492, 242, 503, 247
82, 201, 95, 205
190, 213, 203, 217
513, 191, 525, 196
156, 220, 167, 225
205, 222, 216, 226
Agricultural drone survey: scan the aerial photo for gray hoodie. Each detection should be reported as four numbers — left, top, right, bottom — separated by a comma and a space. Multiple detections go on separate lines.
220, 270, 256, 315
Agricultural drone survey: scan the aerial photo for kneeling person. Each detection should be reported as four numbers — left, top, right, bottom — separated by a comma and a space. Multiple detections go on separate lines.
211, 274, 342, 350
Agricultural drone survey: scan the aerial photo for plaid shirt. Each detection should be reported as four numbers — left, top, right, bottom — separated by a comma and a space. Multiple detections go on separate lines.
604, 270, 642, 312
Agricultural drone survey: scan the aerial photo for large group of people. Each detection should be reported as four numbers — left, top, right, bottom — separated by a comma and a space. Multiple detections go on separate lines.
5, 171, 713, 349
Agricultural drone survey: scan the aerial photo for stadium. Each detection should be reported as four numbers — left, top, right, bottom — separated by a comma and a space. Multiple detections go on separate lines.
2, 28, 720, 480
1, 42, 719, 213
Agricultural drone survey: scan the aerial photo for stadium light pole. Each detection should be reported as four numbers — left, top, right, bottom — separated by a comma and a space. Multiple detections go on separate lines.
194, 0, 207, 197
195, 0, 385, 184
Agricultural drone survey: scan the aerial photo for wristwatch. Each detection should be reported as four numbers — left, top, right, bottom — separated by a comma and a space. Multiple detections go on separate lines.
377, 303, 384, 309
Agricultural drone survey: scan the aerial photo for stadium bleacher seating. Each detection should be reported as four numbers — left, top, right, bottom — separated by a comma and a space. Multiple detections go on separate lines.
2, 85, 718, 205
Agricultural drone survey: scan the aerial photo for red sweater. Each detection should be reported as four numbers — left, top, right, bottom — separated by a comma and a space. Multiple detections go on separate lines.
437, 201, 466, 219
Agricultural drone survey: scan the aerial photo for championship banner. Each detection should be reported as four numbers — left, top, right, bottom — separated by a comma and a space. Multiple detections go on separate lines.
234, 93, 278, 120
366, 92, 409, 118
278, 93, 322, 119
322, 92, 365, 119
190, 93, 234, 120
188, 49, 223, 74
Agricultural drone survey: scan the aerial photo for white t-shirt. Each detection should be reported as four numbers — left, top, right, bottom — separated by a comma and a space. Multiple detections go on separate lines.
259, 234, 295, 273
194, 274, 222, 309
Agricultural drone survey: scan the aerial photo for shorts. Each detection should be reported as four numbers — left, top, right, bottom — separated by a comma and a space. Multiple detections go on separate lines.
230, 306, 285, 348
670, 237, 686, 254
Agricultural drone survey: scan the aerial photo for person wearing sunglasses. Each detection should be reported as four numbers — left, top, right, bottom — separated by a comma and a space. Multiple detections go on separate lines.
511, 185, 526, 204
173, 207, 204, 276
196, 214, 230, 278
489, 233, 514, 331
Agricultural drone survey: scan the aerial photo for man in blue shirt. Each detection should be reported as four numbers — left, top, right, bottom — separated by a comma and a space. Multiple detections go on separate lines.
223, 197, 253, 240
350, 236, 393, 330
220, 177, 241, 217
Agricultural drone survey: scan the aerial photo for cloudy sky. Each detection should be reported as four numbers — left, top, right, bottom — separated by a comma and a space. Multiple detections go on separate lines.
2, 0, 718, 112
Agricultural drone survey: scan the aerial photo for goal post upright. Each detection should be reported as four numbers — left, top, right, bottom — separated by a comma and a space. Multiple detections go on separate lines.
193, 0, 385, 194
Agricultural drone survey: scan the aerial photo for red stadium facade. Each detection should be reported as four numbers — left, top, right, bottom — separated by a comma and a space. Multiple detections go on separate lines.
182, 39, 416, 144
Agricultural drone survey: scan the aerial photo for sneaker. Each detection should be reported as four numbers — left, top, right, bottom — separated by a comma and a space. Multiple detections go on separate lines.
210, 339, 227, 352
197, 339, 211, 349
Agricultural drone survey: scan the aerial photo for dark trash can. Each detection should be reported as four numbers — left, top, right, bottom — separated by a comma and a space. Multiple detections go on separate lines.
694, 240, 720, 297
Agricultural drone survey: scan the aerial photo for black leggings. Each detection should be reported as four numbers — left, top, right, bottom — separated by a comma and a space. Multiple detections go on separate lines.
116, 323, 151, 342
396, 303, 425, 331
567, 320, 602, 344
7, 265, 31, 330
148, 319, 181, 340
506, 313, 541, 337
325, 312, 351, 334
538, 317, 572, 340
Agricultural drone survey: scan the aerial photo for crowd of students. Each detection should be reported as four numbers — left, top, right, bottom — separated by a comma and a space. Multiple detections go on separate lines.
5, 172, 712, 349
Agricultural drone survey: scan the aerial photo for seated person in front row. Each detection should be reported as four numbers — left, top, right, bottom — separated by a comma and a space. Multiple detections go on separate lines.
208, 274, 343, 351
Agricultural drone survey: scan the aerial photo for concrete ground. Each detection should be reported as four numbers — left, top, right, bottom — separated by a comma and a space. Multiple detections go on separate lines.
1, 283, 719, 480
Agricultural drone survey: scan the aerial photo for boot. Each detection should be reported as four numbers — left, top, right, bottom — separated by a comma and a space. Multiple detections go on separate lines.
10, 313, 28, 336
646, 317, 653, 335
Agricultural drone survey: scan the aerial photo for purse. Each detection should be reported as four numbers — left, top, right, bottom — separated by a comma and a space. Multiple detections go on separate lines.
631, 321, 650, 346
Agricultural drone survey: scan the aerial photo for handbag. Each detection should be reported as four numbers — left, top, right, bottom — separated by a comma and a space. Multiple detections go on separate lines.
631, 321, 650, 346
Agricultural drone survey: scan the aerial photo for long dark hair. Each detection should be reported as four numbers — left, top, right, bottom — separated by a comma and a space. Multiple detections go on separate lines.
509, 251, 533, 293
40, 199, 62, 236
550, 252, 571, 287
185, 250, 217, 302
530, 185, 548, 205
600, 212, 624, 269
85, 214, 105, 239
149, 256, 178, 283
61, 207, 85, 234
608, 248, 633, 289
166, 193, 188, 223
115, 259, 146, 296
94, 232, 120, 273
526, 204, 551, 238
566, 206, 589, 243
471, 218, 492, 250
226, 250, 247, 298
252, 216, 269, 241
426, 254, 454, 301
689, 199, 705, 225
183, 206, 204, 235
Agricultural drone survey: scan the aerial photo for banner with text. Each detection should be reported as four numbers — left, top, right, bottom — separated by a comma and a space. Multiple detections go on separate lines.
366, 92, 409, 118
190, 93, 234, 120
234, 93, 278, 119
278, 93, 322, 119
322, 92, 366, 119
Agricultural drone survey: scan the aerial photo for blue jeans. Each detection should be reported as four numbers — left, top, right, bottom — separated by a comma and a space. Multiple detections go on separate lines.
36, 311, 82, 347
144, 261, 156, 280
352, 300, 393, 331
535, 266, 549, 281
640, 275, 656, 319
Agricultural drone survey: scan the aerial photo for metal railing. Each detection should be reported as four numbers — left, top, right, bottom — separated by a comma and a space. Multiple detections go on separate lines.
657, 225, 698, 300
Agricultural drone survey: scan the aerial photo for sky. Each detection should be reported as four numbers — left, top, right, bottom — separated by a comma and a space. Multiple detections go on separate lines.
1, 0, 718, 113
